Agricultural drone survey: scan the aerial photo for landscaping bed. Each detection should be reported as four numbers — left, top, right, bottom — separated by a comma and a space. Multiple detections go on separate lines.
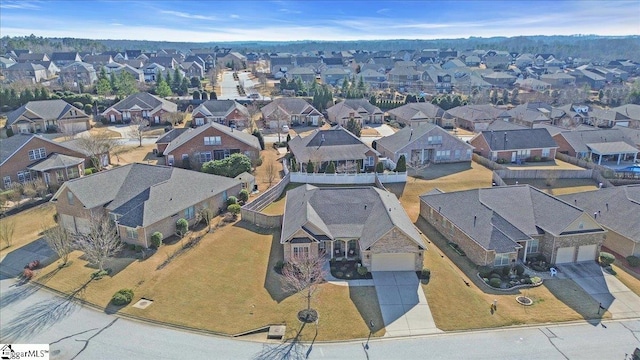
329, 259, 372, 280
478, 264, 543, 290
448, 242, 466, 256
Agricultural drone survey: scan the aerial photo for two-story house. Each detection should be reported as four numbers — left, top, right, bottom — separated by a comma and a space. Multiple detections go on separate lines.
58, 62, 98, 87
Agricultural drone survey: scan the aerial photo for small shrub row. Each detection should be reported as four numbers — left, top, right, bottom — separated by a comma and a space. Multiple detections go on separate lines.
626, 255, 640, 268
91, 269, 110, 280
599, 252, 615, 266
111, 288, 134, 306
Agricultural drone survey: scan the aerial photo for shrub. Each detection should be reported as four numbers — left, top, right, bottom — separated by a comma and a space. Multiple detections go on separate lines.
111, 288, 134, 306
357, 266, 368, 276
227, 196, 238, 206
490, 273, 502, 280
395, 154, 406, 172
497, 158, 507, 164
336, 271, 344, 278
626, 255, 640, 267
237, 189, 249, 203
522, 278, 533, 284
599, 252, 615, 266
478, 266, 492, 278
91, 269, 110, 279
605, 267, 617, 275
515, 264, 525, 276
27, 260, 40, 270
375, 161, 384, 173
501, 266, 511, 276
421, 268, 431, 279
274, 260, 285, 274
150, 232, 163, 248
227, 204, 241, 216
489, 278, 502, 288
176, 218, 188, 236
530, 276, 542, 284
84, 168, 96, 175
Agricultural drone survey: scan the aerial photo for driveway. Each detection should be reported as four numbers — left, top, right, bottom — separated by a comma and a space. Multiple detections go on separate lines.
557, 262, 640, 319
372, 271, 440, 337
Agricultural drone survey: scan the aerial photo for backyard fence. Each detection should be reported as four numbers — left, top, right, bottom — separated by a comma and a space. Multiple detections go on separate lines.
240, 172, 290, 228
473, 154, 508, 170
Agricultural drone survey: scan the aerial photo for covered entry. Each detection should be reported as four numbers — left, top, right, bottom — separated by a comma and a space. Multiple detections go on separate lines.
371, 253, 415, 271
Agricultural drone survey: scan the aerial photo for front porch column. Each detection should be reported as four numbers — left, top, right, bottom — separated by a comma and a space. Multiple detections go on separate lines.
618, 153, 622, 165
634, 153, 637, 163
522, 242, 528, 263
330, 241, 334, 259
598, 153, 603, 165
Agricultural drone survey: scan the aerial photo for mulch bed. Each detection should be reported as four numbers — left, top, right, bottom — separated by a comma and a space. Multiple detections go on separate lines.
329, 260, 372, 280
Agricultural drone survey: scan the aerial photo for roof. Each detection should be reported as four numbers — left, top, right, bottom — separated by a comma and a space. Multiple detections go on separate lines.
163, 122, 260, 155
420, 185, 603, 253
446, 104, 509, 122
261, 98, 319, 117
586, 141, 639, 155
479, 128, 558, 151
234, 171, 255, 182
281, 185, 425, 250
558, 186, 640, 243
288, 126, 379, 163
6, 100, 87, 126
28, 153, 84, 171
103, 92, 177, 114
193, 100, 249, 118
54, 163, 240, 228
556, 128, 633, 154
375, 123, 472, 153
155, 128, 190, 144
388, 103, 447, 122
4, 62, 46, 72
326, 99, 382, 121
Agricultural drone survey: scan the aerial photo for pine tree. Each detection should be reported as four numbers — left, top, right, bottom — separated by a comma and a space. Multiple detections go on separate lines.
172, 68, 183, 92
395, 155, 407, 172
306, 161, 314, 173
325, 161, 335, 174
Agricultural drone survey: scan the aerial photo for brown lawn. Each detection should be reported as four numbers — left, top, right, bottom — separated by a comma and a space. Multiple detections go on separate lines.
252, 148, 285, 194
0, 203, 57, 256
113, 144, 161, 166
35, 221, 384, 341
506, 159, 585, 170
612, 264, 640, 297
360, 128, 379, 136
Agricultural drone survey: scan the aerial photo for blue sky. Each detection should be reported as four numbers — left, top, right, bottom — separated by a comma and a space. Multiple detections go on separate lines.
1, 0, 639, 42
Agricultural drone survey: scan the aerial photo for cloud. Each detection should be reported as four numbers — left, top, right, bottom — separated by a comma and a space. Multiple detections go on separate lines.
230, 14, 240, 19
0, 1, 40, 10
376, 8, 390, 15
159, 10, 217, 21
278, 8, 301, 14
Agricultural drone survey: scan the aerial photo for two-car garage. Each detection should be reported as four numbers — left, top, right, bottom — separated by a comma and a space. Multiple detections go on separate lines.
371, 253, 416, 272
554, 245, 598, 264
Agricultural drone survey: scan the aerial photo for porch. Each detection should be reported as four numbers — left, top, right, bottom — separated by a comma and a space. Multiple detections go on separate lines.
320, 239, 360, 261
587, 142, 639, 167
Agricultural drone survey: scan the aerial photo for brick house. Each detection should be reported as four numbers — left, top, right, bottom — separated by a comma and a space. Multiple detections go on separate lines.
191, 100, 251, 128
446, 104, 511, 132
469, 128, 558, 163
552, 128, 639, 164
160, 122, 261, 169
374, 123, 474, 166
102, 92, 177, 125
419, 186, 606, 267
281, 185, 426, 271
6, 100, 90, 135
52, 163, 241, 246
387, 102, 453, 128
0, 134, 91, 189
261, 98, 324, 128
326, 99, 384, 126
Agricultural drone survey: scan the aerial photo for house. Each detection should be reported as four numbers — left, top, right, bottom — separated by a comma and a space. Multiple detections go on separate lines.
269, 55, 295, 74
3, 63, 47, 83
387, 102, 453, 128
321, 67, 350, 86
52, 163, 241, 246
0, 134, 91, 189
612, 104, 640, 128
420, 185, 606, 267
571, 69, 606, 89
0, 56, 16, 70
191, 100, 251, 128
6, 100, 90, 134
441, 59, 466, 70
234, 171, 256, 191
464, 55, 482, 67
539, 72, 576, 87
326, 99, 384, 126
508, 102, 554, 128
422, 69, 453, 94
218, 52, 247, 70
82, 54, 114, 67
469, 128, 558, 162
552, 128, 639, 164
483, 54, 511, 70
481, 72, 516, 88
374, 123, 473, 166
515, 78, 551, 92
143, 63, 166, 82
50, 52, 82, 67
359, 69, 386, 87
286, 67, 316, 83
261, 98, 324, 128
160, 122, 261, 169
387, 66, 421, 87
559, 186, 640, 258
58, 62, 98, 87
288, 126, 379, 173
181, 61, 204, 79
102, 92, 177, 124
16, 53, 49, 62
281, 185, 425, 271
112, 64, 145, 83
446, 104, 510, 132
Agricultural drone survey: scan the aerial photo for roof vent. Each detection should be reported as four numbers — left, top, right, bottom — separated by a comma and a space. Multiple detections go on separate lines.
474, 215, 477, 226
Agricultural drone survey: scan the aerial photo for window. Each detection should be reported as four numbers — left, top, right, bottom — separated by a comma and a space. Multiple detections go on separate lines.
195, 117, 205, 126
517, 149, 531, 158
466, 149, 472, 159
494, 253, 511, 266
67, 191, 74, 205
3, 176, 11, 188
435, 150, 450, 161
542, 148, 550, 158
182, 154, 189, 161
454, 150, 461, 160
213, 117, 224, 124
126, 227, 138, 239
366, 156, 374, 166
56, 169, 65, 183
67, 167, 79, 179
526, 239, 539, 254
185, 206, 195, 220
17, 171, 32, 183
204, 136, 221, 145
198, 152, 211, 162
213, 150, 225, 160
28, 148, 46, 161
428, 135, 442, 145
293, 246, 309, 258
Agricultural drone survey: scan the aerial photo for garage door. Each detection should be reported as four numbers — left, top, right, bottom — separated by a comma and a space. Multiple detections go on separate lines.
555, 247, 575, 264
577, 244, 597, 262
371, 253, 415, 271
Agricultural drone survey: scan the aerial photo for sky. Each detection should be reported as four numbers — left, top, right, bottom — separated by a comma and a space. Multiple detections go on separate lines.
1, 0, 639, 42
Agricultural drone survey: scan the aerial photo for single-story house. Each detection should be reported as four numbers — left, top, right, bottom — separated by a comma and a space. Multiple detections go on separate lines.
446, 104, 511, 132
191, 100, 251, 128
559, 185, 640, 258
281, 184, 426, 271
102, 92, 177, 124
234, 171, 256, 191
553, 128, 639, 165
288, 125, 379, 173
161, 122, 261, 169
326, 99, 384, 126
52, 163, 242, 246
469, 128, 558, 162
261, 98, 324, 128
374, 123, 473, 166
6, 99, 90, 135
387, 102, 454, 128
420, 185, 606, 267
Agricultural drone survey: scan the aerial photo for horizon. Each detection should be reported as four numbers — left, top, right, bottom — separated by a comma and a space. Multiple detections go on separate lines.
1, 0, 639, 43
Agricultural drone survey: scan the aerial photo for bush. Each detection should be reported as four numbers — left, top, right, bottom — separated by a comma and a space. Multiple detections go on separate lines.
227, 196, 238, 206
489, 278, 502, 288
501, 266, 511, 276
478, 266, 492, 278
237, 189, 249, 203
357, 266, 368, 276
27, 260, 40, 270
522, 278, 533, 285
274, 260, 285, 274
599, 252, 615, 266
421, 268, 431, 279
626, 255, 640, 267
395, 154, 406, 172
530, 276, 542, 284
176, 218, 188, 236
23, 268, 34, 280
497, 158, 507, 164
84, 168, 94, 175
111, 288, 134, 306
515, 264, 525, 276
490, 273, 502, 280
91, 269, 110, 279
150, 232, 163, 248
375, 161, 384, 173
336, 271, 344, 278
227, 204, 241, 215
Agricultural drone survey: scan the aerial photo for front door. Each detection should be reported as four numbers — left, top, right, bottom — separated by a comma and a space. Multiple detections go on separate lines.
511, 152, 517, 162
44, 173, 50, 185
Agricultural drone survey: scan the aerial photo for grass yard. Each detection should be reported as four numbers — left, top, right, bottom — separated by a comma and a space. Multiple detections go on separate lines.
506, 159, 585, 170
113, 144, 161, 165
360, 127, 380, 136
501, 178, 599, 196
87, 127, 121, 139
252, 148, 285, 194
260, 183, 302, 215
0, 203, 57, 256
34, 221, 384, 341
612, 264, 640, 297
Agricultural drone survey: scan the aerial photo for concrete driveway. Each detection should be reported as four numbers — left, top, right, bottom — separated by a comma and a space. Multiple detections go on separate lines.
557, 262, 640, 319
372, 271, 440, 337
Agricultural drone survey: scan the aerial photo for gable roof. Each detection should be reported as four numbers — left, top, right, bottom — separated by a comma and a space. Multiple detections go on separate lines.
479, 128, 557, 151
388, 102, 447, 122
192, 100, 249, 118
287, 126, 379, 163
162, 122, 260, 155
6, 100, 87, 126
103, 92, 177, 114
0, 134, 84, 166
326, 99, 382, 120
555, 128, 633, 154
155, 128, 190, 144
375, 123, 472, 153
446, 104, 509, 122
281, 185, 424, 250
28, 153, 85, 171
53, 163, 240, 228
261, 98, 319, 117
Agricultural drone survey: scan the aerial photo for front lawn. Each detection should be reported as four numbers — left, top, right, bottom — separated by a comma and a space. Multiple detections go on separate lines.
0, 203, 56, 255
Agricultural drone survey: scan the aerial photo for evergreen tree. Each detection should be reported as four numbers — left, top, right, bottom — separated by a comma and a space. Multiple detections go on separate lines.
290, 157, 297, 172
502, 89, 509, 104
325, 161, 336, 174
210, 91, 217, 100
179, 77, 189, 95
341, 77, 349, 96
172, 68, 183, 91
395, 155, 407, 172
193, 90, 201, 100
201, 91, 208, 100
190, 76, 201, 88
165, 70, 172, 87
38, 87, 49, 100
369, 95, 377, 106
110, 72, 117, 90
346, 117, 361, 137
116, 71, 138, 97
96, 77, 112, 96
306, 161, 314, 173
21, 89, 34, 103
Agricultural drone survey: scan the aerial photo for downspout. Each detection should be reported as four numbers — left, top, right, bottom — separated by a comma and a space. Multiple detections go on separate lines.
143, 227, 148, 248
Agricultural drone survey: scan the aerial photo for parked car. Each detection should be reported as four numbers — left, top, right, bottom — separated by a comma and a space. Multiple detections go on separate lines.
282, 125, 289, 133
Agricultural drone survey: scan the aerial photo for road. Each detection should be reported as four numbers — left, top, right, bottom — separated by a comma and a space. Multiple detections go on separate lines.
1, 278, 638, 360
218, 70, 271, 101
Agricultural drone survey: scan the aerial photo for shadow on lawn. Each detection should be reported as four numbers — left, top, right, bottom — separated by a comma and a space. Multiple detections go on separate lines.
544, 278, 606, 324
409, 162, 472, 180
349, 287, 385, 334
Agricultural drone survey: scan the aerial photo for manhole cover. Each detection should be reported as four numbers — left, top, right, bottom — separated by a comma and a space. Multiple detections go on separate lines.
132, 298, 154, 309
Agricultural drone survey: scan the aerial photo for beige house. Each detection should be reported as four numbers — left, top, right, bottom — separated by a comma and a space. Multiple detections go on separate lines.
6, 100, 90, 135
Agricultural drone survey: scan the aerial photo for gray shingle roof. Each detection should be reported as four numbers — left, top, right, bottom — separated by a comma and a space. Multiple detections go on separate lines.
288, 126, 379, 163
162, 122, 260, 155
104, 92, 177, 114
156, 128, 190, 144
55, 163, 240, 228
261, 98, 318, 117
281, 185, 424, 250
28, 153, 84, 171
6, 100, 86, 126
0, 134, 84, 166
446, 104, 509, 122
375, 123, 472, 153
479, 128, 558, 151
587, 141, 639, 155
193, 100, 249, 118
388, 103, 447, 123
558, 186, 640, 243
556, 129, 632, 154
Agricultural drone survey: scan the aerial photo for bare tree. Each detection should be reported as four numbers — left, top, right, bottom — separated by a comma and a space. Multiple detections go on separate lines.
75, 214, 123, 272
282, 253, 326, 315
0, 220, 15, 249
43, 224, 73, 266
165, 111, 185, 127
127, 116, 148, 147
268, 106, 289, 144
74, 131, 120, 171
265, 159, 277, 187
197, 207, 214, 231
245, 102, 260, 133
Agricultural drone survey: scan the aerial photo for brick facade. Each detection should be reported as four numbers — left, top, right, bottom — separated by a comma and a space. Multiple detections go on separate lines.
192, 108, 250, 128
470, 135, 557, 161
377, 127, 472, 165
540, 231, 606, 263
361, 228, 423, 270
103, 108, 171, 124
